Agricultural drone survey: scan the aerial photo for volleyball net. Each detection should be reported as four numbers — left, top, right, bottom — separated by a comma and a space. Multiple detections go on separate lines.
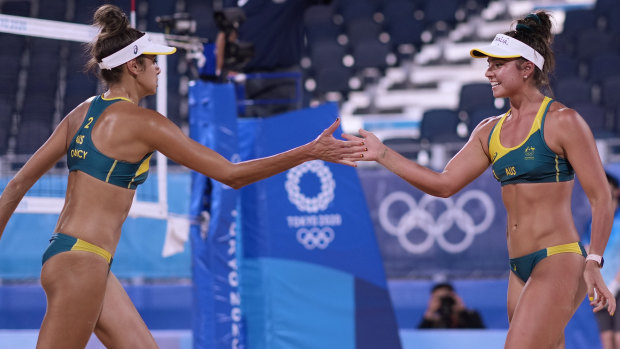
0, 13, 171, 219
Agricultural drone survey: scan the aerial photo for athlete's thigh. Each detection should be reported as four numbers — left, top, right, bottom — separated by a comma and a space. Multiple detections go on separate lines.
505, 253, 584, 349
94, 272, 158, 349
37, 252, 110, 349
507, 271, 525, 323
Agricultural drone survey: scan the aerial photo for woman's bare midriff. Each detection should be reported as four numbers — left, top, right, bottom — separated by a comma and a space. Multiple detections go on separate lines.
53, 171, 136, 255
502, 180, 580, 258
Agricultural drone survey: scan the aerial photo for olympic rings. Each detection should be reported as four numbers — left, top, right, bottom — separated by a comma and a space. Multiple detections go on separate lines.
378, 190, 495, 254
297, 227, 335, 249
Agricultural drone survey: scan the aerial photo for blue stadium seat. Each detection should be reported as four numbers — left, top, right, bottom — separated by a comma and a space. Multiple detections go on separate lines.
0, 56, 21, 95
562, 9, 599, 37
314, 65, 352, 94
15, 120, 53, 155
352, 39, 390, 71
466, 106, 506, 133
605, 6, 620, 35
0, 99, 13, 155
346, 17, 382, 47
600, 76, 620, 110
595, 0, 616, 15
1, 0, 30, 16
553, 77, 592, 106
616, 106, 620, 135
73, 0, 105, 23
458, 82, 495, 115
305, 5, 341, 45
38, 0, 67, 21
21, 96, 56, 122
423, 0, 461, 31
310, 40, 346, 72
420, 109, 463, 143
0, 33, 26, 53
551, 32, 575, 57
552, 55, 580, 81
336, 0, 379, 23
382, 0, 425, 50
575, 29, 616, 61
383, 136, 420, 160
573, 102, 614, 139
64, 75, 99, 116
587, 53, 620, 84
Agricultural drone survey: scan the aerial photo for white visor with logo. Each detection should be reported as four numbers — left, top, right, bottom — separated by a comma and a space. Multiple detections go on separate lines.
470, 34, 544, 71
98, 33, 177, 70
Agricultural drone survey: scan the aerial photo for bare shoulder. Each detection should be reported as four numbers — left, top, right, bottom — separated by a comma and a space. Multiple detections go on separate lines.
544, 101, 594, 152
470, 113, 502, 140
545, 101, 585, 128
112, 101, 172, 126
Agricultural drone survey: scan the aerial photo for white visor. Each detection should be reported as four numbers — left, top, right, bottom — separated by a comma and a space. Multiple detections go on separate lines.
98, 33, 177, 70
470, 34, 544, 71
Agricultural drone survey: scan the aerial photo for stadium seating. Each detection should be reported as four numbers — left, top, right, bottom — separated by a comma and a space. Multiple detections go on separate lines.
2, 0, 619, 157
573, 102, 615, 139
419, 108, 463, 143
458, 82, 496, 115
553, 77, 593, 107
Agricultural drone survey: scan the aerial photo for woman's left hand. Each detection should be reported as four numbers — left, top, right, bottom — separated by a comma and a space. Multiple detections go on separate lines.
584, 263, 617, 315
310, 118, 367, 167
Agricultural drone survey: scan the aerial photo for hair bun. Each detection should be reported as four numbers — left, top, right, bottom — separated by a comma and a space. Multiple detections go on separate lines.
93, 4, 129, 36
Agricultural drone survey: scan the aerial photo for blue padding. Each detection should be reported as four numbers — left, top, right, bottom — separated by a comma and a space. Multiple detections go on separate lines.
188, 80, 242, 349
355, 278, 402, 349
242, 258, 355, 349
400, 329, 507, 349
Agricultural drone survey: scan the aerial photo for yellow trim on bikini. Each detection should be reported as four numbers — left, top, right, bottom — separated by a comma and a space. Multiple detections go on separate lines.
71, 238, 112, 264
546, 242, 584, 257
100, 95, 133, 103
489, 96, 553, 163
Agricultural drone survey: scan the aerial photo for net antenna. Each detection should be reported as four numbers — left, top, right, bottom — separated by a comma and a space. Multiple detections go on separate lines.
0, 14, 170, 220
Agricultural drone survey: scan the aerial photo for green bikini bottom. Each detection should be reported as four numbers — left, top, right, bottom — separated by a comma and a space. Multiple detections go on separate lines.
509, 241, 586, 282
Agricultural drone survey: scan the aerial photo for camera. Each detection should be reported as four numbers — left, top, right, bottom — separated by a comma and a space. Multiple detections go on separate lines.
213, 8, 254, 74
156, 13, 197, 35
214, 8, 246, 33
438, 295, 455, 316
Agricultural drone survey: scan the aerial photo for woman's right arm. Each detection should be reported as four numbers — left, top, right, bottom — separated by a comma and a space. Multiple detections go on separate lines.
0, 116, 71, 238
139, 112, 365, 189
349, 121, 493, 197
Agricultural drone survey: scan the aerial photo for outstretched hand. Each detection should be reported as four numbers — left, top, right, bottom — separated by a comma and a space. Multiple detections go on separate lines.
584, 264, 616, 316
310, 118, 367, 167
342, 129, 384, 162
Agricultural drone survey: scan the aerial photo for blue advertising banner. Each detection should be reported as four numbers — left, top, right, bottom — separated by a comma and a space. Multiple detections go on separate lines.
189, 80, 243, 349
237, 103, 401, 349
358, 167, 592, 279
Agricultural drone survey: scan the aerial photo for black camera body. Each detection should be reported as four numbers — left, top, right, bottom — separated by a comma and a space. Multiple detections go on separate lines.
438, 295, 456, 316
156, 13, 197, 35
214, 8, 255, 73
214, 8, 246, 33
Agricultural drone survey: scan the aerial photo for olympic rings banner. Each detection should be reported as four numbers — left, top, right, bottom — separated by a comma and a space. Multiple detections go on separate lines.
358, 167, 592, 279
359, 168, 508, 278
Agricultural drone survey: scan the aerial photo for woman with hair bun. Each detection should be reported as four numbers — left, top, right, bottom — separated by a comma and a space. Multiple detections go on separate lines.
0, 4, 364, 348
351, 11, 616, 348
